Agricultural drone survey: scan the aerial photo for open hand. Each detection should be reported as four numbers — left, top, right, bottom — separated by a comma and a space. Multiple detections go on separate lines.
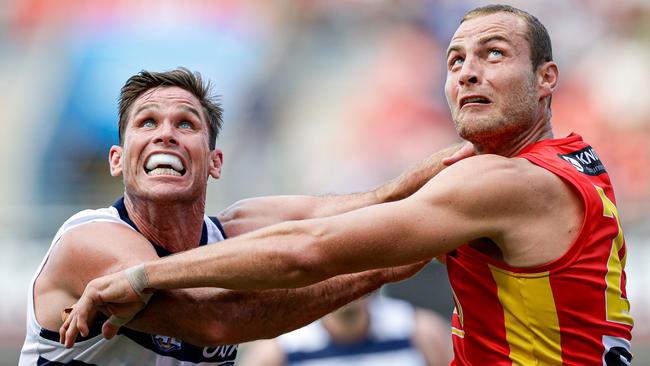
59, 269, 148, 348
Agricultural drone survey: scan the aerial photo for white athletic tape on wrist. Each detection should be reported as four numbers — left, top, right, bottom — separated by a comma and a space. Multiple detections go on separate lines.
106, 264, 153, 328
125, 264, 151, 300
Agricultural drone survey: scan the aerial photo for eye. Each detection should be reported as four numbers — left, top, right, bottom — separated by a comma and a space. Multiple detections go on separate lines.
179, 121, 193, 129
488, 49, 503, 58
449, 56, 464, 69
142, 119, 156, 128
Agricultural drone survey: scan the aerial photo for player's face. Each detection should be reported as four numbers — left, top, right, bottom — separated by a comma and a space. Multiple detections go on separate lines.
444, 12, 540, 147
109, 86, 222, 203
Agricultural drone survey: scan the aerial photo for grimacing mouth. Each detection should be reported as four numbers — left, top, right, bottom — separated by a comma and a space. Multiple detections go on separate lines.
460, 95, 491, 108
144, 153, 187, 176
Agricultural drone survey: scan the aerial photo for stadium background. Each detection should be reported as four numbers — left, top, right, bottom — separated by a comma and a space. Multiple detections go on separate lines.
1, 0, 649, 364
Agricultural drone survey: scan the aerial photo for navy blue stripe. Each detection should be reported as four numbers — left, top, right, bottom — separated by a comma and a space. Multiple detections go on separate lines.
40, 322, 237, 363
286, 338, 413, 363
118, 327, 238, 363
209, 216, 227, 239
112, 197, 212, 256
37, 356, 96, 365
39, 314, 107, 342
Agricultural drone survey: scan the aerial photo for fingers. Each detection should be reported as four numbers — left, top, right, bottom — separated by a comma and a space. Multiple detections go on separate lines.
442, 142, 476, 166
59, 306, 90, 348
58, 287, 98, 347
57, 268, 153, 347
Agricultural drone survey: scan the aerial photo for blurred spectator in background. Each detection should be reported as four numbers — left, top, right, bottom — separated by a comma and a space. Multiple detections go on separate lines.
240, 294, 451, 366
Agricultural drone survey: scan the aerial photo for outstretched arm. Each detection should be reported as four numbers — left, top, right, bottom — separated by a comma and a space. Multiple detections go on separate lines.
219, 142, 471, 236
128, 262, 426, 346
53, 220, 425, 347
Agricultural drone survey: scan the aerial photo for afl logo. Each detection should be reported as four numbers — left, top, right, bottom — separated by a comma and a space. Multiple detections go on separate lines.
562, 156, 584, 172
152, 335, 182, 352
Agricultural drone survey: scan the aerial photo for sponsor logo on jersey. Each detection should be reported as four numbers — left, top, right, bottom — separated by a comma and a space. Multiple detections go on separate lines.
203, 344, 238, 360
558, 146, 606, 176
152, 335, 182, 352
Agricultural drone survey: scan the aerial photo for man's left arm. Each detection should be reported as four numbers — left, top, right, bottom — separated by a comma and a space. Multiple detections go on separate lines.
127, 262, 425, 345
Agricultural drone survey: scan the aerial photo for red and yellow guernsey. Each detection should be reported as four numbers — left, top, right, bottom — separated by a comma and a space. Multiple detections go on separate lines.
446, 134, 633, 366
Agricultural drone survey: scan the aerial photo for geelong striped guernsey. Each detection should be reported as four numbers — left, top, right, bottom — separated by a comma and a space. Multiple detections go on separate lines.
447, 134, 633, 366
19, 198, 238, 366
277, 295, 427, 366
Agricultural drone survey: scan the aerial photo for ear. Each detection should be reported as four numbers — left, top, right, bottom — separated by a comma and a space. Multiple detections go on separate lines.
208, 149, 223, 179
537, 61, 558, 100
109, 145, 123, 177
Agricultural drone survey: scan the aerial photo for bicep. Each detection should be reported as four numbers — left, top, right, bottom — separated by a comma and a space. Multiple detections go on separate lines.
306, 162, 515, 276
306, 190, 487, 277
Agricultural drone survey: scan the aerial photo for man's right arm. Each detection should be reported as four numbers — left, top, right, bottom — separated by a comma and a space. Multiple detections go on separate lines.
219, 143, 469, 236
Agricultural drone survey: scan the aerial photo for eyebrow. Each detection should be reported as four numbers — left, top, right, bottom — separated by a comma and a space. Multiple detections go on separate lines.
178, 105, 203, 121
477, 34, 512, 47
132, 103, 203, 121
446, 45, 461, 59
446, 34, 513, 59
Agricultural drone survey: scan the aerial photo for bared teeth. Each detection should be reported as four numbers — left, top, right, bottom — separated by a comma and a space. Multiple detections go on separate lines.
462, 97, 489, 106
148, 167, 182, 177
145, 153, 185, 174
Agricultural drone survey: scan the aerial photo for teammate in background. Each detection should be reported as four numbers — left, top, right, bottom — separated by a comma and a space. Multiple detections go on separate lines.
63, 4, 634, 365
20, 68, 467, 365
240, 294, 452, 366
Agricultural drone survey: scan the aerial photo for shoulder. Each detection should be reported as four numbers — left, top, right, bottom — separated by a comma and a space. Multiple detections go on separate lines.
437, 154, 555, 191
46, 221, 158, 296
419, 154, 564, 212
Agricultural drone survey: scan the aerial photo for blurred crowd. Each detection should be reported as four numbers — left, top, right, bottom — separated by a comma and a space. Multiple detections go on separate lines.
1, 0, 649, 363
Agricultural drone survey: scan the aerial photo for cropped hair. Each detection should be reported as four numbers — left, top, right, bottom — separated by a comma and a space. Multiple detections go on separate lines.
118, 68, 223, 149
462, 4, 553, 71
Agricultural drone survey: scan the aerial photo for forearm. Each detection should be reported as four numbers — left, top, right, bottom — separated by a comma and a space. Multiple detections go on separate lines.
127, 270, 387, 345
219, 143, 463, 232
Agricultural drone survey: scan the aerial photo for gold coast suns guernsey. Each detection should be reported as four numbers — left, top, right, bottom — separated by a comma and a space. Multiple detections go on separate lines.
446, 134, 633, 366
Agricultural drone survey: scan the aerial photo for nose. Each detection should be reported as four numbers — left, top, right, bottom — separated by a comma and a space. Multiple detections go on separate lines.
458, 56, 480, 86
153, 121, 178, 146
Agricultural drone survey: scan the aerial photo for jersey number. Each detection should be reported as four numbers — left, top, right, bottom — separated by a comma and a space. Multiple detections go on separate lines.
596, 186, 633, 326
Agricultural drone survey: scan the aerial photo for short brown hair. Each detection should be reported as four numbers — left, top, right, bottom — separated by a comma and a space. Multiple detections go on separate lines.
118, 68, 223, 150
462, 4, 553, 71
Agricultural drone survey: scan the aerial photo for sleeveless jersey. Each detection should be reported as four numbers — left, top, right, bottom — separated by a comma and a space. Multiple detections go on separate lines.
446, 134, 633, 365
19, 198, 239, 366
277, 295, 426, 366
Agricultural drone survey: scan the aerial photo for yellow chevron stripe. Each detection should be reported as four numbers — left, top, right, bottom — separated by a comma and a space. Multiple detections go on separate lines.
490, 266, 562, 365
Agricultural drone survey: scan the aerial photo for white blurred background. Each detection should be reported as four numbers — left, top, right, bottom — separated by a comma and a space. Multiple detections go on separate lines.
1, 0, 649, 364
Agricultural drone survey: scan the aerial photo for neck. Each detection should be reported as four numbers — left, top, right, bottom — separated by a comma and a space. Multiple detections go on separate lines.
124, 193, 206, 253
476, 110, 553, 157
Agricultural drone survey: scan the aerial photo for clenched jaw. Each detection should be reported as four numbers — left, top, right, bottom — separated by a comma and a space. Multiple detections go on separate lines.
145, 153, 186, 177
